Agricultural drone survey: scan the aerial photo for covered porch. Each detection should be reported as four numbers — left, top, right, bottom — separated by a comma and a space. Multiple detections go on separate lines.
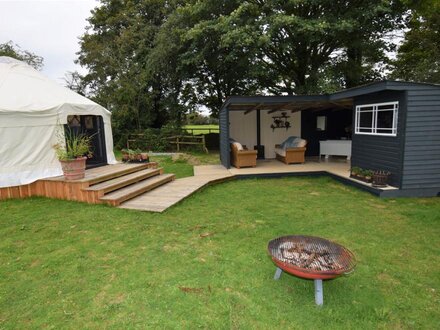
195, 157, 399, 197
219, 94, 354, 168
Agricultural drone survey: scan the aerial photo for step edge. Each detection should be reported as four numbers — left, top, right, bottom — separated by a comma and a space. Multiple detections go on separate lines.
88, 163, 153, 185
85, 168, 161, 192
100, 174, 175, 204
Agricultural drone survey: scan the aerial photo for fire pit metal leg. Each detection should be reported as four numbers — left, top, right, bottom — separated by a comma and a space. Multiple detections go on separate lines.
314, 279, 323, 306
274, 267, 283, 280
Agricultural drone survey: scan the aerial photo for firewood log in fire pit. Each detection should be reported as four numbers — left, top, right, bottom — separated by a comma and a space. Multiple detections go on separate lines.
269, 236, 356, 279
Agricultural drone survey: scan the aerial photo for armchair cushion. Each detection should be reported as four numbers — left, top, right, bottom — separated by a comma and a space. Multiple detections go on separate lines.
296, 139, 307, 148
275, 138, 307, 164
280, 136, 303, 149
231, 141, 243, 151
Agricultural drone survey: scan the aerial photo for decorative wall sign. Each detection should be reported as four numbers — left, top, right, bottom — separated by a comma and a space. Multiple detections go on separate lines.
270, 112, 291, 131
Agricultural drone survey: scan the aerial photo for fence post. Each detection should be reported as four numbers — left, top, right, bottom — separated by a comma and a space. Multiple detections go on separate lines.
202, 135, 208, 153
176, 136, 180, 152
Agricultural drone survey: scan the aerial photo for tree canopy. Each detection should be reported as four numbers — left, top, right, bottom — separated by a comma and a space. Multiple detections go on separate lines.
391, 0, 440, 83
0, 41, 44, 70
76, 0, 417, 133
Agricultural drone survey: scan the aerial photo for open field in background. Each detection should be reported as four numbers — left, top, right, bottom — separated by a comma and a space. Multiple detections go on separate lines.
183, 124, 219, 135
114, 151, 220, 179
1, 173, 439, 328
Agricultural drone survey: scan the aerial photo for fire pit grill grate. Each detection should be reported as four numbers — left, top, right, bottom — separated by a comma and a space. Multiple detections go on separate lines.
268, 235, 356, 305
268, 235, 356, 277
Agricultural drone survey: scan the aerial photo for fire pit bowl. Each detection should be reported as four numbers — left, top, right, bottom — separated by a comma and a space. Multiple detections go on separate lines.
268, 235, 356, 305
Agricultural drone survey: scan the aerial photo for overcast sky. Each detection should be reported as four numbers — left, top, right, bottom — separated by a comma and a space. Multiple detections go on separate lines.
0, 0, 98, 84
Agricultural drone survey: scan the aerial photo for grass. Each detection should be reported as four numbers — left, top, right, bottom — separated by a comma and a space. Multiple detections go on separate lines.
1, 175, 439, 329
114, 150, 220, 179
183, 124, 219, 135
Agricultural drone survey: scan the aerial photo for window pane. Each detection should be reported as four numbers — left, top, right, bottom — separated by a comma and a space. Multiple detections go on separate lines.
355, 102, 398, 136
377, 128, 393, 134
377, 110, 393, 129
359, 111, 373, 128
377, 104, 394, 111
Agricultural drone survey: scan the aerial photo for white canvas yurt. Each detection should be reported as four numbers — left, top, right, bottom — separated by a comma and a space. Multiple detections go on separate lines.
0, 56, 117, 188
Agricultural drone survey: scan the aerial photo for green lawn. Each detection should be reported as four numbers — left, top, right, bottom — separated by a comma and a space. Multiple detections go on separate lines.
113, 151, 220, 179
1, 175, 439, 328
183, 124, 219, 135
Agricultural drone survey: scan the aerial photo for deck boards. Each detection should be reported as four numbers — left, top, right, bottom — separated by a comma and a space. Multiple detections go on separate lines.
119, 174, 233, 212
2, 158, 399, 212
44, 163, 153, 184
85, 168, 161, 193
119, 158, 398, 213
100, 174, 175, 206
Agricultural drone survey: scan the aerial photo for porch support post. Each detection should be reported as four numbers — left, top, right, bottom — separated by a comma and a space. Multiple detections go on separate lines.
256, 109, 261, 147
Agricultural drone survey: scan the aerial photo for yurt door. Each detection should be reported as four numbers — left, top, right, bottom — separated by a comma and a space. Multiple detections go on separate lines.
66, 115, 107, 168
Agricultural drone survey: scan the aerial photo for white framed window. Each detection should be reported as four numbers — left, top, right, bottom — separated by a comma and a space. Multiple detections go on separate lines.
355, 101, 398, 136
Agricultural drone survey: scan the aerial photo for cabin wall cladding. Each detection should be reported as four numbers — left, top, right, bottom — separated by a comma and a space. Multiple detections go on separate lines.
402, 86, 440, 191
219, 107, 230, 168
351, 90, 407, 187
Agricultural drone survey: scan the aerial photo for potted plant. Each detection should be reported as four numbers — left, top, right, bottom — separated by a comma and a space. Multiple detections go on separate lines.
121, 149, 130, 162
372, 170, 391, 187
363, 169, 374, 183
140, 152, 149, 162
121, 148, 149, 163
53, 129, 92, 180
350, 167, 373, 183
350, 166, 361, 178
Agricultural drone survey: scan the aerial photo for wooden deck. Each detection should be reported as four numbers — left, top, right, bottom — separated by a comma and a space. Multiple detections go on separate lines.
0, 162, 164, 203
117, 157, 398, 213
1, 158, 399, 213
119, 173, 233, 212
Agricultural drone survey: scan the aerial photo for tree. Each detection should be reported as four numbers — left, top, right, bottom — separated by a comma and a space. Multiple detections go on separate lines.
77, 0, 407, 123
390, 0, 440, 83
0, 41, 44, 70
77, 0, 180, 136
165, 0, 261, 116
242, 0, 405, 93
64, 71, 87, 96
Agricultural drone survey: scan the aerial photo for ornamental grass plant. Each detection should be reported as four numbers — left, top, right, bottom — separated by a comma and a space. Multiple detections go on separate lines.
53, 128, 93, 161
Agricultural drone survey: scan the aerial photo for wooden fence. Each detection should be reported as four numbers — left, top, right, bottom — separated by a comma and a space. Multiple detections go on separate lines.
167, 135, 208, 153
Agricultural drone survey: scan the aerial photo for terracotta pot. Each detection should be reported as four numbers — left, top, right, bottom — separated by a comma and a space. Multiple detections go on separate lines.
60, 157, 87, 180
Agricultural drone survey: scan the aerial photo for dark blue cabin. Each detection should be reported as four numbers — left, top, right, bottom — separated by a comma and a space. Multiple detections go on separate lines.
219, 81, 440, 198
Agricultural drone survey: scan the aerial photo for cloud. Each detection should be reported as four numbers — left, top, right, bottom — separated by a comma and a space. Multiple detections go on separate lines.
0, 0, 97, 83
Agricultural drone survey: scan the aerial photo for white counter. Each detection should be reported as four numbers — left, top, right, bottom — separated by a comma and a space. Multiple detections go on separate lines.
319, 140, 352, 160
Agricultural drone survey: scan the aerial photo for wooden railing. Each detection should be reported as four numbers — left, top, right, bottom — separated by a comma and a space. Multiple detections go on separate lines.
167, 135, 208, 153
126, 134, 148, 150
126, 132, 211, 152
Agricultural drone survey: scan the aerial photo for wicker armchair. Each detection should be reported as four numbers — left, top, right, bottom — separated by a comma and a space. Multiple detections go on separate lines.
275, 140, 307, 164
230, 142, 257, 168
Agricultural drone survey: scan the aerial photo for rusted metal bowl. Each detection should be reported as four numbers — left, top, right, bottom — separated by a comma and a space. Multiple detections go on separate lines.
268, 235, 356, 280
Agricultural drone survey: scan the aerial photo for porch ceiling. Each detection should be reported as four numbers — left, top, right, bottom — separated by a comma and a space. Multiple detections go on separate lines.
227, 98, 353, 113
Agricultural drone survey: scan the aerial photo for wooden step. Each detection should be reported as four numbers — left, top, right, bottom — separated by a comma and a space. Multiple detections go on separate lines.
85, 168, 162, 194
100, 173, 175, 206
43, 163, 155, 185
86, 163, 155, 185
